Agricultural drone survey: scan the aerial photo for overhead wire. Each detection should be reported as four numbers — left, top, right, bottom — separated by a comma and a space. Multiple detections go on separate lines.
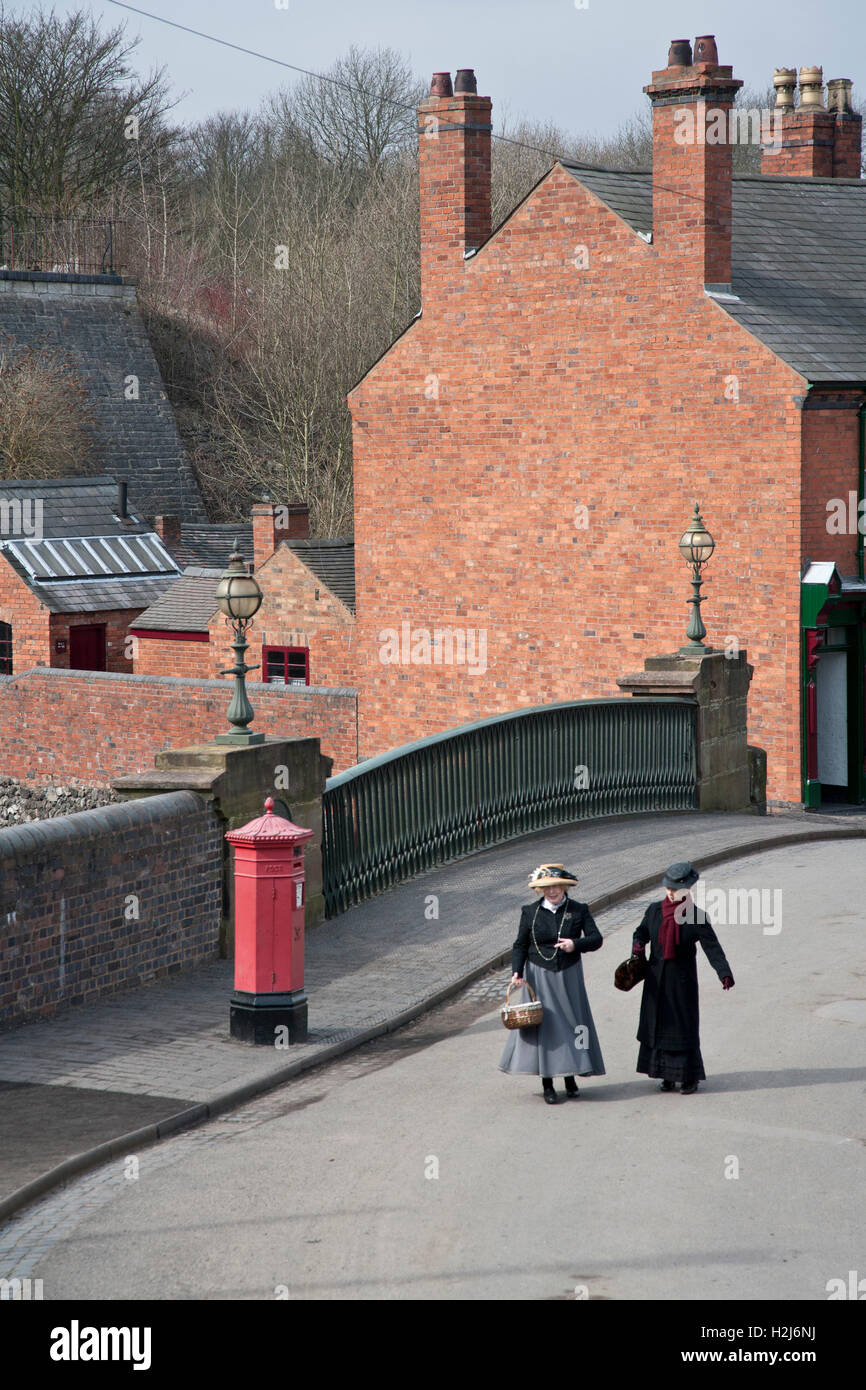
103, 0, 642, 171
101, 3, 775, 232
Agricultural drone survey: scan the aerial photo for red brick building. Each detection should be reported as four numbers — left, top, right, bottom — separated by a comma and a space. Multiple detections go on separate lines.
0, 478, 180, 674
131, 504, 356, 688
347, 40, 866, 808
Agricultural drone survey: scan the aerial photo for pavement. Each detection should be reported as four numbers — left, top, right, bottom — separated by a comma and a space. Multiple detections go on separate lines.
1, 807, 864, 1225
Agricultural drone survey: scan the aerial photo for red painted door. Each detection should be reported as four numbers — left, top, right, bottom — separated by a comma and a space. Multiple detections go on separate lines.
69, 624, 106, 671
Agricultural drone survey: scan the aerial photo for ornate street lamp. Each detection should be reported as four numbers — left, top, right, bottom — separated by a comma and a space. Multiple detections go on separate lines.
678, 503, 715, 655
214, 540, 265, 745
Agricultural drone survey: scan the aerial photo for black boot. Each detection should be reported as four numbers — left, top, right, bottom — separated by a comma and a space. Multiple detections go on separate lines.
659, 1080, 676, 1092
563, 1075, 580, 1099
542, 1077, 558, 1105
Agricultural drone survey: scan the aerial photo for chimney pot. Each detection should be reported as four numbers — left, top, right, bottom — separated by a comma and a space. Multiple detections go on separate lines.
693, 35, 719, 65
430, 71, 453, 97
454, 68, 477, 93
117, 479, 128, 518
827, 77, 862, 177
798, 66, 825, 108
762, 64, 840, 176
827, 77, 854, 115
667, 39, 692, 67
773, 68, 797, 108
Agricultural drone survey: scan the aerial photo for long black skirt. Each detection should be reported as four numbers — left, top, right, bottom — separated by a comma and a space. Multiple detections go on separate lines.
637, 1042, 705, 1083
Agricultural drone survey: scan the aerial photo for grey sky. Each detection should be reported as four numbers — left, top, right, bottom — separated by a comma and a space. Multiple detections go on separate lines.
66, 0, 865, 141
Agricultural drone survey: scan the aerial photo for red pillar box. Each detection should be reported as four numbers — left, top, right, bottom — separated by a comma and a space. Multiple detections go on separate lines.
225, 797, 314, 1045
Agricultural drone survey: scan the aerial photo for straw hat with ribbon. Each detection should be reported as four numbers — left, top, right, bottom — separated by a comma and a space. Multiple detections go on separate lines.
527, 863, 579, 890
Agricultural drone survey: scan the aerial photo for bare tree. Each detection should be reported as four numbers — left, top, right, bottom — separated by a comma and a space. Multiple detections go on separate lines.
0, 335, 98, 478
277, 46, 425, 175
0, 3, 176, 213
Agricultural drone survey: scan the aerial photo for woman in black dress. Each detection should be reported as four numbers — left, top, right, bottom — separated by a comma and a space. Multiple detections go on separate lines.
499, 863, 605, 1104
631, 861, 734, 1094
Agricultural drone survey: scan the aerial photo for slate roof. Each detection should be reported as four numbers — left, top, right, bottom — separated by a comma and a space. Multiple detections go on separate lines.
130, 567, 223, 632
0, 476, 180, 612
0, 476, 158, 538
560, 165, 866, 383
27, 576, 178, 615
169, 524, 255, 570
285, 539, 355, 613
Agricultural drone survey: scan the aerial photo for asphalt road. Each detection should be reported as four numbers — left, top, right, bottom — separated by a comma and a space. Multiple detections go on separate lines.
6, 840, 865, 1301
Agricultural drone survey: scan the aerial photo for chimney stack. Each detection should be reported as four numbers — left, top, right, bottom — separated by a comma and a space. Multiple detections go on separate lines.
154, 515, 182, 548
418, 68, 492, 303
645, 37, 743, 288
760, 65, 861, 177
827, 78, 863, 178
252, 502, 310, 570
761, 66, 834, 175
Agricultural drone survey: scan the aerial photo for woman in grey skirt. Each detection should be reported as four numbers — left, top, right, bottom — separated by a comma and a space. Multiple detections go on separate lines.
499, 863, 605, 1104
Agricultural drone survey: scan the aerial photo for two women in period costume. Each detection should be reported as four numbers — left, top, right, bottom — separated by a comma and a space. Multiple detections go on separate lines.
499, 859, 734, 1101
498, 863, 606, 1103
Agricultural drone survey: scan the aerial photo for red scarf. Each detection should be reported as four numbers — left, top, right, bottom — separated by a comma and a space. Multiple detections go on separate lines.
660, 893, 690, 960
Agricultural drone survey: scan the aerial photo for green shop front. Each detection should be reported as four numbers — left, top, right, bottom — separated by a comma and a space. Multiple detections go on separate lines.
801, 562, 866, 808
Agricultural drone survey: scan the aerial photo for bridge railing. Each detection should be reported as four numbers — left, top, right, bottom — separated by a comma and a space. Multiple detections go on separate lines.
322, 697, 697, 916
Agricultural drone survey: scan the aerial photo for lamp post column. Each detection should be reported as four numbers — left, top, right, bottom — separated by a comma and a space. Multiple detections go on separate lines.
678, 503, 716, 656
214, 540, 265, 747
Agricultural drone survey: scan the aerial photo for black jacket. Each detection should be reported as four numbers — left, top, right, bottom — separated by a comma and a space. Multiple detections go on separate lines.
511, 896, 602, 975
633, 901, 733, 1050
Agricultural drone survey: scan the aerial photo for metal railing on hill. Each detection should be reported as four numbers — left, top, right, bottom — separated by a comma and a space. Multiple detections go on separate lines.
0, 211, 125, 276
322, 698, 698, 916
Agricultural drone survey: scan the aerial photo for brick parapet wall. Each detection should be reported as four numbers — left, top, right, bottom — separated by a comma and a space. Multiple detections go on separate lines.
0, 791, 222, 1027
0, 667, 358, 785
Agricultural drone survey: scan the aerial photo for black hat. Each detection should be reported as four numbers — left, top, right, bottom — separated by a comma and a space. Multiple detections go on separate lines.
662, 860, 699, 889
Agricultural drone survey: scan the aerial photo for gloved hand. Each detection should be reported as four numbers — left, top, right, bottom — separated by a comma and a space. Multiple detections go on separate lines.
631, 941, 645, 957
722, 976, 734, 990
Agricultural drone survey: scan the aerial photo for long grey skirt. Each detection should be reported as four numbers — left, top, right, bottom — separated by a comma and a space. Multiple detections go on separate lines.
498, 959, 606, 1078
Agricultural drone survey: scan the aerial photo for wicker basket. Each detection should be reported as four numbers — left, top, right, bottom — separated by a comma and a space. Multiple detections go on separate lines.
500, 981, 544, 1030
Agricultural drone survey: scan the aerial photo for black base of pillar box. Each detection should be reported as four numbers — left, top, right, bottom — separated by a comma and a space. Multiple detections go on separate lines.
230, 989, 308, 1045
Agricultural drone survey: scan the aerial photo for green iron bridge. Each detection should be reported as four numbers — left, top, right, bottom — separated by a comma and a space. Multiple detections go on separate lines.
321, 697, 698, 917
